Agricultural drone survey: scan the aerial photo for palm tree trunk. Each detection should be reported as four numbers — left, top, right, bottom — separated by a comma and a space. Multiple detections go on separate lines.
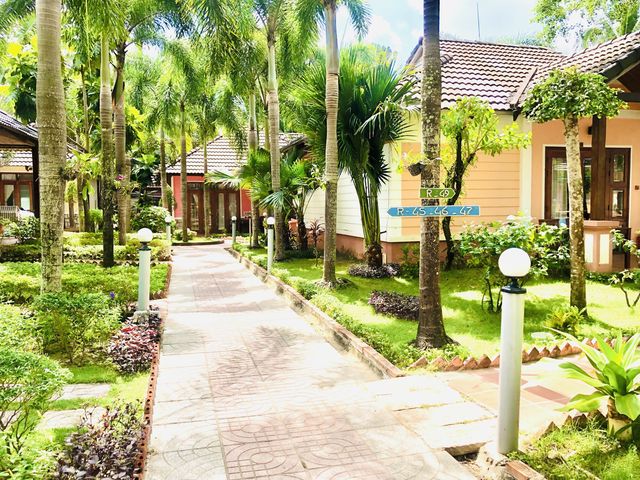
100, 33, 115, 268
180, 102, 188, 243
417, 0, 448, 348
267, 38, 284, 261
564, 116, 587, 312
36, 0, 66, 292
203, 137, 211, 237
77, 66, 90, 233
322, 3, 339, 285
248, 93, 260, 249
159, 128, 169, 211
114, 45, 128, 245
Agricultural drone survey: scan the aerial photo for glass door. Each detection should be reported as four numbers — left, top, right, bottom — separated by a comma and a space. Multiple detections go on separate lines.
544, 147, 592, 223
606, 149, 630, 229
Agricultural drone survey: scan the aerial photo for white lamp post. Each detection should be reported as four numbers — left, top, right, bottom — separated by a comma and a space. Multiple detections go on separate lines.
497, 247, 531, 454
231, 215, 237, 244
266, 216, 275, 273
137, 228, 153, 313
164, 215, 173, 244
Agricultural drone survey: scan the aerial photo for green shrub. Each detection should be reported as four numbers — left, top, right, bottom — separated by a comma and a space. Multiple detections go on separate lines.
0, 243, 40, 263
174, 228, 195, 242
459, 219, 570, 312
4, 217, 40, 244
32, 293, 121, 364
0, 348, 70, 453
87, 209, 103, 231
0, 305, 41, 353
544, 305, 586, 335
399, 244, 420, 279
0, 262, 169, 305
295, 280, 319, 300
131, 205, 172, 233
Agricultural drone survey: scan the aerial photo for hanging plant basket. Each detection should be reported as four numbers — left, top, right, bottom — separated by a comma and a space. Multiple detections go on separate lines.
407, 162, 424, 177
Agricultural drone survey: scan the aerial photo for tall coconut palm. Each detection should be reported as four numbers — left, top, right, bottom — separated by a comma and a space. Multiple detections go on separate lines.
35, 0, 66, 292
417, 0, 448, 348
111, 0, 185, 245
295, 0, 369, 285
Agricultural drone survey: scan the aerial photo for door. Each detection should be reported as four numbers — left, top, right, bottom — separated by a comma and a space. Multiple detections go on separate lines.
186, 183, 204, 233
210, 188, 240, 233
605, 148, 630, 230
544, 147, 630, 229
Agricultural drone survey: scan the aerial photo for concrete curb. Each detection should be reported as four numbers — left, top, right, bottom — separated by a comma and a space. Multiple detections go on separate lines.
227, 248, 404, 379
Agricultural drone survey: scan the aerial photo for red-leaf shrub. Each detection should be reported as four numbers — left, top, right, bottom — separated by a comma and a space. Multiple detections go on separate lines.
368, 290, 419, 320
348, 263, 400, 279
107, 310, 161, 374
56, 403, 144, 479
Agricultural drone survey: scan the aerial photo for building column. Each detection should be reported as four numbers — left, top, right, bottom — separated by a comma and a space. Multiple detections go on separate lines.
518, 119, 533, 217
591, 116, 607, 220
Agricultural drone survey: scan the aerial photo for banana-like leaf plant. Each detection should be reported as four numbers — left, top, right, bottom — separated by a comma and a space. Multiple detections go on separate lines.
556, 331, 640, 438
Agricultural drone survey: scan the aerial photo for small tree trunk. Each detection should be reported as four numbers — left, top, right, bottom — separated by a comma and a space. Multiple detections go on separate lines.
564, 116, 588, 313
417, 0, 448, 349
36, 0, 66, 292
322, 4, 340, 285
77, 66, 90, 233
266, 37, 284, 261
203, 138, 211, 237
114, 45, 128, 245
443, 133, 465, 270
76, 176, 84, 232
298, 213, 308, 251
68, 198, 75, 229
180, 103, 188, 243
100, 33, 115, 268
159, 129, 169, 211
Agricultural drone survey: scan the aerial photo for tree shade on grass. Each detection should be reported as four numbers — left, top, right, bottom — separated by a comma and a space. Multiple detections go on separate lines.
234, 246, 636, 360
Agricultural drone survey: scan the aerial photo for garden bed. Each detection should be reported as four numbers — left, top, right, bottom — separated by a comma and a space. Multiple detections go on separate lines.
0, 257, 171, 478
231, 244, 637, 369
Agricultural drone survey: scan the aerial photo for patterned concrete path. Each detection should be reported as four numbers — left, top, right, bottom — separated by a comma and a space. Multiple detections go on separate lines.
145, 245, 478, 480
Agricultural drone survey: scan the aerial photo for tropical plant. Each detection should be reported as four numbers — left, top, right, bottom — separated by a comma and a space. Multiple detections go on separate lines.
292, 47, 416, 266
295, 0, 370, 285
556, 332, 640, 439
440, 97, 530, 269
308, 219, 324, 266
522, 67, 626, 313
610, 230, 640, 308
261, 145, 322, 252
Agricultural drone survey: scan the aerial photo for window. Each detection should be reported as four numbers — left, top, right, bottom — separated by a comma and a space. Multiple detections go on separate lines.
19, 184, 30, 210
612, 190, 624, 217
218, 193, 225, 230
3, 184, 15, 206
613, 154, 625, 183
550, 157, 568, 220
229, 194, 237, 219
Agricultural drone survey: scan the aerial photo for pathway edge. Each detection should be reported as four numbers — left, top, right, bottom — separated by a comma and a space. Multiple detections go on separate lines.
227, 247, 404, 379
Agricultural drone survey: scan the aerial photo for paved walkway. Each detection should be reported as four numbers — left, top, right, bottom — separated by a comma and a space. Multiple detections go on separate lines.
145, 245, 478, 480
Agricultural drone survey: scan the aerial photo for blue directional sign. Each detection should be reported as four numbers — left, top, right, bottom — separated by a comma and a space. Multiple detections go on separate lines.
387, 206, 481, 217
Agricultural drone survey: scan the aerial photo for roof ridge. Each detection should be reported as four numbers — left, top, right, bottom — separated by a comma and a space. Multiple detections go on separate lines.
564, 30, 640, 60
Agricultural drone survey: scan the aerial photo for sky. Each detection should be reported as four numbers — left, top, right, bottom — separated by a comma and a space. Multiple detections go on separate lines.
334, 0, 543, 62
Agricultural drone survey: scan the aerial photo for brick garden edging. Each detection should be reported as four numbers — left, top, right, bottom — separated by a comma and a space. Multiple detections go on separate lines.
410, 336, 629, 372
227, 248, 404, 379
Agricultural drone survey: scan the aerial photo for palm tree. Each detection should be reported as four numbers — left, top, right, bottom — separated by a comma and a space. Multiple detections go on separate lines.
295, 0, 369, 285
292, 47, 416, 266
35, 0, 66, 292
261, 146, 321, 251
417, 0, 448, 348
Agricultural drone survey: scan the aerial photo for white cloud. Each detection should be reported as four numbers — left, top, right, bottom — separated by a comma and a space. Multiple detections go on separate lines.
408, 0, 422, 13
364, 15, 404, 52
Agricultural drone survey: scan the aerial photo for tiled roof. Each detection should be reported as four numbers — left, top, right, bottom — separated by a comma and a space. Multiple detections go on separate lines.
513, 31, 640, 105
0, 109, 38, 142
0, 148, 33, 168
167, 132, 305, 175
408, 33, 640, 110
409, 40, 564, 111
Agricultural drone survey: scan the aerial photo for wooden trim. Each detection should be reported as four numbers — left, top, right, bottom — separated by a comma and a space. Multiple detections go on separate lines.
618, 92, 640, 103
591, 116, 607, 219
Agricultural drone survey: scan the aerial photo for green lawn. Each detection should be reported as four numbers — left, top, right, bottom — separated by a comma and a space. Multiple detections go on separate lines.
237, 246, 638, 359
514, 421, 640, 480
